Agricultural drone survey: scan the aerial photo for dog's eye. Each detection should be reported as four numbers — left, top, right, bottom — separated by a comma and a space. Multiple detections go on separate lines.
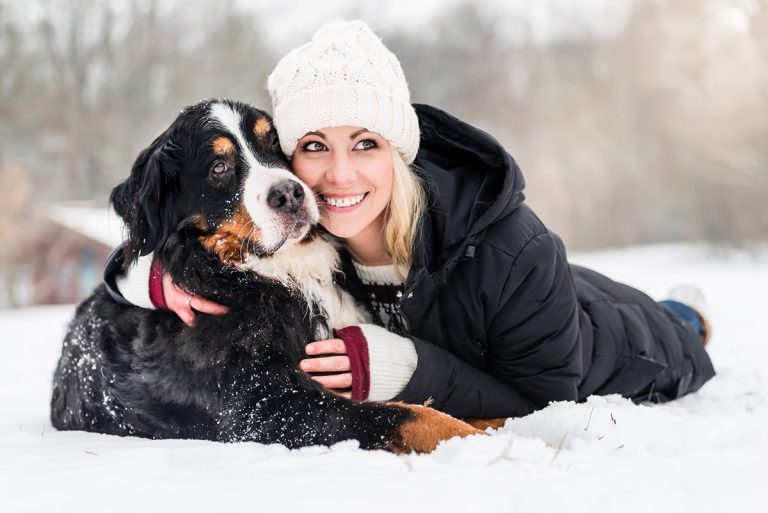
211, 161, 230, 175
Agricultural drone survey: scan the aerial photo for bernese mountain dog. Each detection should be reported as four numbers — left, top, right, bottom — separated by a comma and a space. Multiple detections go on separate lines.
50, 99, 481, 453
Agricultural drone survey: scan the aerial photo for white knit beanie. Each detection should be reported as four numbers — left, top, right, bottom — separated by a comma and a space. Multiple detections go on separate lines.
267, 20, 420, 164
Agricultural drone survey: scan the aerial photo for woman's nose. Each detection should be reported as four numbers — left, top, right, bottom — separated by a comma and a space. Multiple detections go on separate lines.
326, 153, 357, 186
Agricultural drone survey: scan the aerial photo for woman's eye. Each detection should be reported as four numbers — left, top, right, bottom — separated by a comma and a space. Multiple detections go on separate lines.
211, 161, 229, 175
354, 139, 377, 151
303, 141, 326, 152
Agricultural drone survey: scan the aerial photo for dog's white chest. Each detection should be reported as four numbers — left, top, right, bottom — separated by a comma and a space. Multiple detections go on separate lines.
241, 236, 369, 338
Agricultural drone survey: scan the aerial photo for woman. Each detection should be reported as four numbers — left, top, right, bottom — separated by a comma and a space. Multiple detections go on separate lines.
106, 20, 714, 418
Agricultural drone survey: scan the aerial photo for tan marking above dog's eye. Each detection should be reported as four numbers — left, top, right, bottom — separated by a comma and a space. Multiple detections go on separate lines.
213, 136, 236, 156
253, 118, 271, 139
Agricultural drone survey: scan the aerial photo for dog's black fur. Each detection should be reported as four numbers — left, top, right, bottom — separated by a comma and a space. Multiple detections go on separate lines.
50, 99, 476, 451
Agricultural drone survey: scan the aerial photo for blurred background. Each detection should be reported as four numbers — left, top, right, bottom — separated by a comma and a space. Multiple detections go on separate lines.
0, 0, 766, 308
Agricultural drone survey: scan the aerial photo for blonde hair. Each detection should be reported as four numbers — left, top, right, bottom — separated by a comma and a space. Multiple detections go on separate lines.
384, 146, 427, 279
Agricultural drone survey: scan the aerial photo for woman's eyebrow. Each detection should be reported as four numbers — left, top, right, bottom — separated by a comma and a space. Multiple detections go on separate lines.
305, 130, 327, 139
350, 129, 368, 139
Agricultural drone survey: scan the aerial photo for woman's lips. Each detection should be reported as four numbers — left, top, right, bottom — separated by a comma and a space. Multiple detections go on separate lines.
320, 192, 369, 211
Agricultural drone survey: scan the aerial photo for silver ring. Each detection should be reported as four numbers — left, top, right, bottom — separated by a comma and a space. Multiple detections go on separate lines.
186, 294, 193, 308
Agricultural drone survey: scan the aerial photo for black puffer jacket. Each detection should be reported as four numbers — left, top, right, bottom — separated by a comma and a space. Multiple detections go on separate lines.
338, 104, 715, 418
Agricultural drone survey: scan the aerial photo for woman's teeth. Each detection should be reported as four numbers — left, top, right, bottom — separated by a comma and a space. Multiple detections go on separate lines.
323, 193, 367, 208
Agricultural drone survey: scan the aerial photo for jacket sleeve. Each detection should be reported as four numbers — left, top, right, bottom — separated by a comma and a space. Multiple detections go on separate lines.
103, 245, 132, 305
483, 232, 582, 410
394, 232, 582, 418
394, 336, 538, 418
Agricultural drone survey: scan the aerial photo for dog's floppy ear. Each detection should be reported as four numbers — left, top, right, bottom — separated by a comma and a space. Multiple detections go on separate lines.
110, 131, 180, 266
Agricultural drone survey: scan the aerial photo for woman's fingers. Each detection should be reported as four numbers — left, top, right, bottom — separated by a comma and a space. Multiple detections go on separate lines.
176, 307, 196, 327
163, 275, 188, 308
300, 355, 350, 373
162, 273, 227, 326
163, 275, 195, 326
305, 338, 347, 356
302, 341, 352, 394
310, 372, 353, 389
189, 296, 229, 315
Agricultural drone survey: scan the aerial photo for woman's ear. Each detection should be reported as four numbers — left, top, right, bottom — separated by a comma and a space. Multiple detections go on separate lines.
110, 132, 178, 266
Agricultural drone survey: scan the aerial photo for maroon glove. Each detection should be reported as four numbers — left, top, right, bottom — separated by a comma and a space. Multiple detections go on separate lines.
149, 258, 167, 309
334, 326, 371, 401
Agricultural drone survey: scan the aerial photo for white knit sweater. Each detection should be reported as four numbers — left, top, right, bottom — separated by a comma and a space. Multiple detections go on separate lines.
351, 262, 418, 402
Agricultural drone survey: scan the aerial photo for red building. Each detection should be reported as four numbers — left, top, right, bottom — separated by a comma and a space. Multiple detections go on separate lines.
19, 204, 125, 305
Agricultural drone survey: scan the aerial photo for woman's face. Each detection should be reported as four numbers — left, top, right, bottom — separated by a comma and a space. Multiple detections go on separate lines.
291, 126, 394, 240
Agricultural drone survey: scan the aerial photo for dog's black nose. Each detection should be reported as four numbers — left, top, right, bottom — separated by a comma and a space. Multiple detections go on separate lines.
267, 180, 305, 213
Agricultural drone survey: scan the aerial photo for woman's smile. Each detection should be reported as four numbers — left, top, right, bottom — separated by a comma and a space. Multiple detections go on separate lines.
292, 126, 393, 243
321, 192, 369, 210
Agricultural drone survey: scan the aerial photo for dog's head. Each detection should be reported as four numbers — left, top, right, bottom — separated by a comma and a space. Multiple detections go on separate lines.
111, 99, 319, 266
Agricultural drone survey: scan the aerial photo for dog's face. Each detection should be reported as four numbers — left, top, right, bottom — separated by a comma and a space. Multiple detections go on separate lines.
111, 99, 319, 265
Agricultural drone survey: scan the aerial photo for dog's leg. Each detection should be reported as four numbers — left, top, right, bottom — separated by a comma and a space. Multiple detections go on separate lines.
219, 369, 482, 453
287, 399, 484, 454
461, 417, 510, 431
383, 403, 484, 454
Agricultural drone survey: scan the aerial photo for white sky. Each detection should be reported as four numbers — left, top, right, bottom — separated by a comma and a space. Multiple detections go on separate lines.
235, 0, 637, 50
0, 0, 638, 57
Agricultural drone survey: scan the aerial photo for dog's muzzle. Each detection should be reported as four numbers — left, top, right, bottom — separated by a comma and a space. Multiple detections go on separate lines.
264, 178, 319, 249
267, 180, 305, 214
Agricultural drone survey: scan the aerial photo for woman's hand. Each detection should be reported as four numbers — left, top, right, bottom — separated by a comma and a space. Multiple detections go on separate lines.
162, 273, 229, 326
300, 339, 352, 398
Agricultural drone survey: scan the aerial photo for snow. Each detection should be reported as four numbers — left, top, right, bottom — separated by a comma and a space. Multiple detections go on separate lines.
1, 244, 766, 512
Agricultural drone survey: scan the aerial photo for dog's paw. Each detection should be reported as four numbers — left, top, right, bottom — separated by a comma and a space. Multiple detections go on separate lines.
387, 403, 484, 454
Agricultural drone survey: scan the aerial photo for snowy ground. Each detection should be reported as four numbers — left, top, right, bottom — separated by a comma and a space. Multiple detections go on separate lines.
1, 244, 766, 512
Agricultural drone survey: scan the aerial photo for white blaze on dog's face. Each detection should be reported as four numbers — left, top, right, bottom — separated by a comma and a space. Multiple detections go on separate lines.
208, 102, 319, 256
112, 99, 320, 267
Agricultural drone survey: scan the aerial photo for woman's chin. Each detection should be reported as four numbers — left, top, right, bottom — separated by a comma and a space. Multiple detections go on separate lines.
321, 219, 366, 240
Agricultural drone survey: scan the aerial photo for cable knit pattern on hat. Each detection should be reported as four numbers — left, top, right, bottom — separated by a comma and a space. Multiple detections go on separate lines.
267, 20, 420, 163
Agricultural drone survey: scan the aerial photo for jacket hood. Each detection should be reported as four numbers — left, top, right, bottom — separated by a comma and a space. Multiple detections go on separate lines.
412, 104, 526, 277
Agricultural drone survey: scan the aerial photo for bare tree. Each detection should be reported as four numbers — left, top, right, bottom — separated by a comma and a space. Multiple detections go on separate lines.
0, 0, 766, 259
